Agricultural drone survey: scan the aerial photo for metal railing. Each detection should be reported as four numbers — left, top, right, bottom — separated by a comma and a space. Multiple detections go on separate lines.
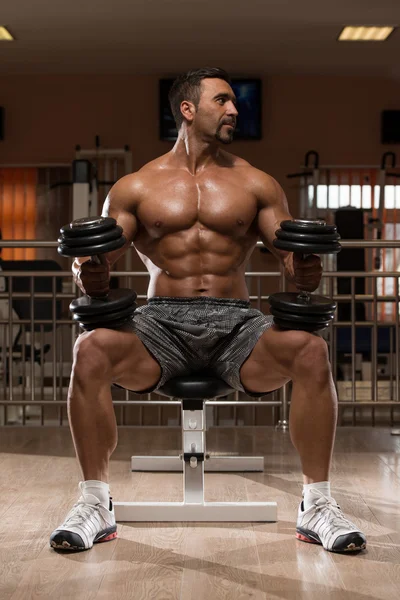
0, 239, 399, 427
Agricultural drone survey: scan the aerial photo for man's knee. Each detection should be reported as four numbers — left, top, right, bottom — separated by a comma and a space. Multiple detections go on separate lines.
291, 331, 330, 378
73, 329, 113, 378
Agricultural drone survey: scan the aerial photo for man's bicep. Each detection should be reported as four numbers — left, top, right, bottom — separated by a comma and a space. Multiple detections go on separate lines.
257, 177, 293, 252
102, 201, 139, 243
100, 176, 141, 265
102, 176, 140, 242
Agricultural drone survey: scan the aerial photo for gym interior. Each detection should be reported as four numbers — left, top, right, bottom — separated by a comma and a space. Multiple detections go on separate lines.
1, 2, 400, 598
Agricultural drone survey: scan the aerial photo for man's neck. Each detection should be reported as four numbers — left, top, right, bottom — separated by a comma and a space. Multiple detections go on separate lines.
170, 132, 222, 175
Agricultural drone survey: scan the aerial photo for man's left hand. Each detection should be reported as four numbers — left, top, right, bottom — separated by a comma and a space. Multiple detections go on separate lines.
285, 253, 323, 292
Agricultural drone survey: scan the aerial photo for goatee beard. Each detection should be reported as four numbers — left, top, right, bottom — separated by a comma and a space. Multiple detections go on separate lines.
216, 128, 234, 145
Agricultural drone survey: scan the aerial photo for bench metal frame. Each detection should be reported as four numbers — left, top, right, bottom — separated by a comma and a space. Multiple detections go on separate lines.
114, 397, 277, 522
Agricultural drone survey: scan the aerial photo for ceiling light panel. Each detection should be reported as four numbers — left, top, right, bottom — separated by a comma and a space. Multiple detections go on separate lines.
338, 26, 395, 42
0, 26, 13, 41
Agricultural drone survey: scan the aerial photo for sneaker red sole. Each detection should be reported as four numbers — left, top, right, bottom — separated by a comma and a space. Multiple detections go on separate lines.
95, 531, 118, 543
296, 532, 321, 545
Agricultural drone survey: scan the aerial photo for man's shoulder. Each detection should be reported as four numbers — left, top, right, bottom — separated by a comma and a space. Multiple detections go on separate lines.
222, 156, 283, 207
222, 152, 273, 181
110, 156, 168, 195
219, 151, 251, 170
225, 155, 276, 191
137, 153, 171, 177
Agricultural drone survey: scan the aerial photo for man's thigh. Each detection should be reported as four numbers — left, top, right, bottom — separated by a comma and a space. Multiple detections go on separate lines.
239, 325, 310, 394
78, 327, 162, 392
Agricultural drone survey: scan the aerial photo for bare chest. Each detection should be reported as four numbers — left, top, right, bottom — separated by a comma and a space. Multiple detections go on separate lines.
136, 174, 258, 238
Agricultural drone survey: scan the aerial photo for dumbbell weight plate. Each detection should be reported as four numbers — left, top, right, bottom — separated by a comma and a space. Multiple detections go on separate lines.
268, 292, 336, 315
269, 306, 334, 326
273, 239, 341, 254
272, 317, 330, 333
58, 225, 123, 247
60, 216, 117, 238
79, 316, 135, 332
72, 303, 136, 325
280, 220, 338, 235
60, 217, 117, 238
70, 289, 137, 316
58, 235, 126, 257
275, 229, 340, 244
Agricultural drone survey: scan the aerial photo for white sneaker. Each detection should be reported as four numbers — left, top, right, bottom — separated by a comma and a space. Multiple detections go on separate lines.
296, 489, 367, 553
50, 482, 117, 551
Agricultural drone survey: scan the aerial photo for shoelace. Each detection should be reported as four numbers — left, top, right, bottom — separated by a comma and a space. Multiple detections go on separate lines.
315, 497, 356, 530
62, 501, 100, 527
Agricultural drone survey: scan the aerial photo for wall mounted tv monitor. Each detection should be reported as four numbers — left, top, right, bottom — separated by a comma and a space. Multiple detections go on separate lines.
159, 78, 262, 141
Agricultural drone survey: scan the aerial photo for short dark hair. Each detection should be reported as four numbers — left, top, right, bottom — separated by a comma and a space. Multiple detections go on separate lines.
168, 67, 232, 130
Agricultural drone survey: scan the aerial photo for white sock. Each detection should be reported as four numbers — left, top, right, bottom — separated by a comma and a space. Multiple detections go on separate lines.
303, 481, 331, 510
81, 480, 111, 509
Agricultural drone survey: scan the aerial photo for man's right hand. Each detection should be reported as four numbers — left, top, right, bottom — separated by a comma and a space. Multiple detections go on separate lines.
73, 255, 110, 297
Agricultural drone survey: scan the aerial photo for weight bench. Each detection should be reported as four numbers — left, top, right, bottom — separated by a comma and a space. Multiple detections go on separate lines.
114, 371, 277, 522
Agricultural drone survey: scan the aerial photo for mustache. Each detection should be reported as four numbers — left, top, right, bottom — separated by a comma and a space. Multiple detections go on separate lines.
219, 119, 236, 128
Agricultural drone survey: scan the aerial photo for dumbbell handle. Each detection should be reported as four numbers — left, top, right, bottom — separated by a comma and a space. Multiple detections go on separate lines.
273, 218, 340, 302
294, 251, 312, 302
86, 255, 109, 298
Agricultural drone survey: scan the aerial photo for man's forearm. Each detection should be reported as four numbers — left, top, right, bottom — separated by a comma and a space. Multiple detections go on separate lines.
72, 259, 86, 293
282, 252, 295, 284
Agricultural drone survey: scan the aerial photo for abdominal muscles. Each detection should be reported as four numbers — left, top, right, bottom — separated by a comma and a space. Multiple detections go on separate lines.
137, 225, 256, 299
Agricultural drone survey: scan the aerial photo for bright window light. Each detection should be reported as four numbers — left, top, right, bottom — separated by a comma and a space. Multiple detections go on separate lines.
338, 26, 395, 42
308, 184, 400, 210
0, 26, 13, 41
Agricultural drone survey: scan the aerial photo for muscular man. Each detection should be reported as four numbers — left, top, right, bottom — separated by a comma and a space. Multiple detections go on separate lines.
50, 68, 366, 554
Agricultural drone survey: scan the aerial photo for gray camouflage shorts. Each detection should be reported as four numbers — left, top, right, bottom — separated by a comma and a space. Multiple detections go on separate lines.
122, 296, 274, 396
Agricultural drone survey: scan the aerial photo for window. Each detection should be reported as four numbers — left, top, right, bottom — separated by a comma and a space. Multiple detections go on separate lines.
309, 184, 400, 210
308, 180, 400, 319
0, 168, 37, 260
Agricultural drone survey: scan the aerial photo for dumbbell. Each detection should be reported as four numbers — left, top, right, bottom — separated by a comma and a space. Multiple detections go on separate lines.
58, 216, 137, 330
267, 219, 341, 332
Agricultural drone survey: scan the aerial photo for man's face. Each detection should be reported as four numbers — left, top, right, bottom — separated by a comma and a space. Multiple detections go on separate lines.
193, 78, 239, 144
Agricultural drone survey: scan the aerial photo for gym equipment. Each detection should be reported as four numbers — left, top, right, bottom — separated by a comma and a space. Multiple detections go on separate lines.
267, 219, 341, 332
73, 136, 132, 221
58, 216, 137, 330
335, 208, 366, 322
114, 370, 277, 522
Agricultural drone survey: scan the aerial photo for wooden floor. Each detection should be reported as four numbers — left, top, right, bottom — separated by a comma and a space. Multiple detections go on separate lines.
1, 426, 400, 599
